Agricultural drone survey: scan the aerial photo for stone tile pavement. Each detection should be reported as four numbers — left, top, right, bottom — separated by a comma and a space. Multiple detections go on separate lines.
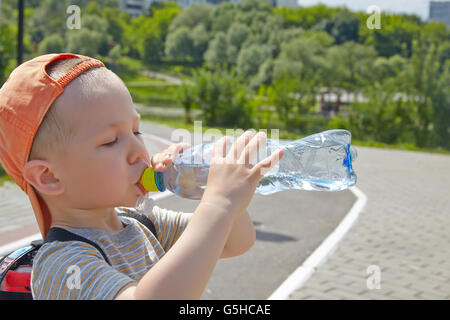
289, 146, 450, 300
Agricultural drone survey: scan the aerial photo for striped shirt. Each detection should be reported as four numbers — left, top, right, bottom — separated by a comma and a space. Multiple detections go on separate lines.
30, 204, 192, 300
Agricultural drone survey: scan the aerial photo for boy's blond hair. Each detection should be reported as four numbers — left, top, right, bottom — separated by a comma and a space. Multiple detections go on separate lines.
28, 58, 124, 161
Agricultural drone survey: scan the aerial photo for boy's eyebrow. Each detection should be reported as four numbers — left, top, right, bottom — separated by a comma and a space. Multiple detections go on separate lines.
95, 114, 141, 136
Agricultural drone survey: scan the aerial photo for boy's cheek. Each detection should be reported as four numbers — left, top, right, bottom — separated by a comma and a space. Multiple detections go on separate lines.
144, 152, 152, 166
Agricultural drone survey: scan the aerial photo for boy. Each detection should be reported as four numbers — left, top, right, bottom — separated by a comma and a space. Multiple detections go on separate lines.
0, 53, 283, 299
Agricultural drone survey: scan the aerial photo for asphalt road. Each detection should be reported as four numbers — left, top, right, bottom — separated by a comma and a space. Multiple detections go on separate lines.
140, 120, 356, 299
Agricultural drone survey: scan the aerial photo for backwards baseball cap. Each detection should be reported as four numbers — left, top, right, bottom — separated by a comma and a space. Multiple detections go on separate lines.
0, 53, 105, 238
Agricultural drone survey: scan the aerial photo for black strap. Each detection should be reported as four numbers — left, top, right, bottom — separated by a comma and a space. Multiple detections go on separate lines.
117, 212, 157, 237
42, 213, 157, 266
44, 227, 111, 265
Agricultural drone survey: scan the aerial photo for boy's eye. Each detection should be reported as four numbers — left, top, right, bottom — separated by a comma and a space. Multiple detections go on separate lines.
102, 131, 142, 147
103, 138, 118, 147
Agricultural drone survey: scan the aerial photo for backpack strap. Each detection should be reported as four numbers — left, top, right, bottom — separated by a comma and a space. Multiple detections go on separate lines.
42, 212, 157, 266
117, 212, 157, 238
43, 228, 111, 265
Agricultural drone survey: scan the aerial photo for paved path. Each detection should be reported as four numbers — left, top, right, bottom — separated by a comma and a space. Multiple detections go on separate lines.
289, 146, 450, 300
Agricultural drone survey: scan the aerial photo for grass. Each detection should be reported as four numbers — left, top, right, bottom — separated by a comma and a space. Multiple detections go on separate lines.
124, 73, 182, 108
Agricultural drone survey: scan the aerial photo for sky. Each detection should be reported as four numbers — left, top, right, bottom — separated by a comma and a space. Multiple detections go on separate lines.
297, 0, 431, 20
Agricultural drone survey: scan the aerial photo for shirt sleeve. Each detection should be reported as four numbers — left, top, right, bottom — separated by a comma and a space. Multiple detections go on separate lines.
31, 241, 136, 300
143, 205, 193, 252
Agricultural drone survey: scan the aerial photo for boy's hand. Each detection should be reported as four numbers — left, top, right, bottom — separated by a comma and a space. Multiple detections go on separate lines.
151, 143, 192, 172
201, 131, 284, 217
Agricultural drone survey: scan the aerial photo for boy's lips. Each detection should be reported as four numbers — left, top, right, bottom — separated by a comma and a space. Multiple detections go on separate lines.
136, 182, 147, 195
135, 161, 150, 195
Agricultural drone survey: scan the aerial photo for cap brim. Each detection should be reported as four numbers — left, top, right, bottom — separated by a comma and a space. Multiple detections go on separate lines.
26, 182, 51, 239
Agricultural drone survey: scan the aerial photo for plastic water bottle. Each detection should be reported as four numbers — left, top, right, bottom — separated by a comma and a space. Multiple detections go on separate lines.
137, 129, 357, 203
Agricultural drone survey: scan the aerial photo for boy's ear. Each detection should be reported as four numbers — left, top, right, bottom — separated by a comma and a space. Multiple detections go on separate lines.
22, 160, 65, 196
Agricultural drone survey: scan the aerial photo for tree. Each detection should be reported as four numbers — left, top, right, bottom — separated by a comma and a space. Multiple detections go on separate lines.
273, 31, 334, 108
0, 26, 15, 84
66, 28, 103, 57
313, 10, 359, 45
209, 1, 237, 33
190, 24, 211, 64
361, 14, 421, 57
165, 27, 195, 61
273, 4, 342, 29
81, 14, 112, 56
102, 7, 128, 45
204, 32, 229, 68
249, 58, 275, 90
324, 41, 378, 90
188, 67, 253, 128
236, 43, 270, 80
38, 34, 65, 55
226, 22, 250, 51
272, 75, 301, 123
168, 4, 212, 33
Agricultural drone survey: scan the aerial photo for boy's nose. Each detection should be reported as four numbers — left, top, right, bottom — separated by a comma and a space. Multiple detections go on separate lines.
129, 135, 150, 166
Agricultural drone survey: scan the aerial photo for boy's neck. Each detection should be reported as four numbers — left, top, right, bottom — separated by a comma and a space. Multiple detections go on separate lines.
50, 207, 125, 234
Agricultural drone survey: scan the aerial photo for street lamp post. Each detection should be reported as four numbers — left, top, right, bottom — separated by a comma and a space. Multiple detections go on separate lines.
17, 0, 24, 65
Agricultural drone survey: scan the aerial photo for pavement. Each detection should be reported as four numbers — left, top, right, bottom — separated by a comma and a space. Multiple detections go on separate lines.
1, 120, 449, 299
289, 146, 450, 300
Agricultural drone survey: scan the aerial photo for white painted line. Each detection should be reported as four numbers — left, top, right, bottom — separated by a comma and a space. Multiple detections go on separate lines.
0, 233, 42, 257
267, 186, 368, 300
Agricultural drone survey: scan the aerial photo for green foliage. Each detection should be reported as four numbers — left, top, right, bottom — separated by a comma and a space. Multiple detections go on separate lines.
236, 44, 271, 80
168, 4, 212, 33
204, 32, 229, 68
38, 33, 65, 55
274, 4, 342, 29
181, 67, 253, 128
1, 0, 449, 152
312, 9, 360, 45
0, 26, 15, 84
165, 27, 195, 61
359, 13, 422, 57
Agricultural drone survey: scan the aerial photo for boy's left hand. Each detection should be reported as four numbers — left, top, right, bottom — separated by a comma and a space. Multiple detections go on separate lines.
151, 143, 192, 172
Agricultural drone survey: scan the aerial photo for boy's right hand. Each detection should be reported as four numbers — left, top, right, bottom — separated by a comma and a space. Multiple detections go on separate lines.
201, 130, 284, 217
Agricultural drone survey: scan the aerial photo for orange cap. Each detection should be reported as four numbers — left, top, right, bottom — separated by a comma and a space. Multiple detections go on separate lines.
0, 53, 105, 238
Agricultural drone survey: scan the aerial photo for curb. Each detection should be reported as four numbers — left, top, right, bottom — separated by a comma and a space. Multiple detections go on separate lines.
267, 186, 368, 300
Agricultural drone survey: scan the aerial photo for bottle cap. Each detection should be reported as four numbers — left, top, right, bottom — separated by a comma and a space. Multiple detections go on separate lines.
140, 167, 166, 192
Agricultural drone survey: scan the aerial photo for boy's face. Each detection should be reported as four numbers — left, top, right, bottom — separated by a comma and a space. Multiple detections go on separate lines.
48, 76, 150, 210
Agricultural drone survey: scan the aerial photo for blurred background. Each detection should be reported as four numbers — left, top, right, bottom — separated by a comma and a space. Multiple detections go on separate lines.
1, 2, 449, 180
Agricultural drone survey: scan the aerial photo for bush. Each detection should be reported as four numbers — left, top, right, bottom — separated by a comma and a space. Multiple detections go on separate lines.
186, 66, 254, 128
286, 115, 329, 135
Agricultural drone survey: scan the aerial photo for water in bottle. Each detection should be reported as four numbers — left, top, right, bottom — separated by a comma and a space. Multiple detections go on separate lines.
137, 129, 357, 203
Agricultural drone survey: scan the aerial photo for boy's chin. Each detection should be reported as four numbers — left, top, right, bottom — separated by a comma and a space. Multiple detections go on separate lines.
116, 195, 142, 208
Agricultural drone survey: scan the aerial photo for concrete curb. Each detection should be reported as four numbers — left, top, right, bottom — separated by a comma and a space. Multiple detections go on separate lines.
267, 186, 368, 300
